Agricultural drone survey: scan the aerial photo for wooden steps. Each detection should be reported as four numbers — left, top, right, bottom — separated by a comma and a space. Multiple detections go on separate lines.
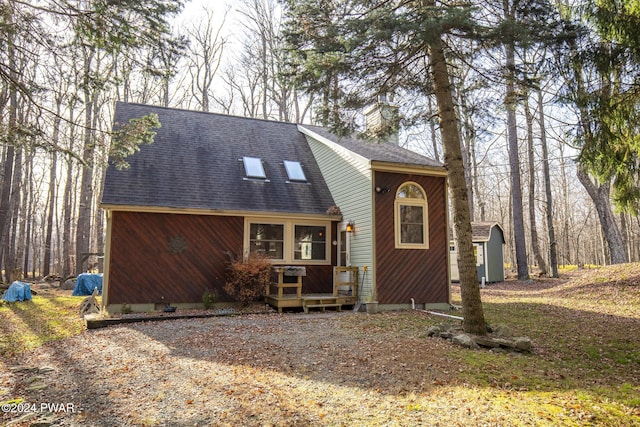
265, 266, 359, 313
302, 296, 342, 313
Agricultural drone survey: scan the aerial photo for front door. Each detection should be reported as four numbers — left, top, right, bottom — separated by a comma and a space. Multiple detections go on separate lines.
338, 225, 351, 266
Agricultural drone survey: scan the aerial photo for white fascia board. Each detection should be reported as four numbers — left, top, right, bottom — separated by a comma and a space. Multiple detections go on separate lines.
297, 125, 372, 170
370, 161, 447, 177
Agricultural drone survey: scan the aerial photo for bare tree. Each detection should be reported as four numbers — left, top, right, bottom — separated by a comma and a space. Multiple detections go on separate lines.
536, 85, 558, 277
503, 0, 529, 281
523, 92, 547, 276
186, 7, 227, 112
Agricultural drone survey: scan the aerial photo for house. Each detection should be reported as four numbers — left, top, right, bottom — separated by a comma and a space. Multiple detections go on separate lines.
101, 102, 450, 313
450, 222, 505, 283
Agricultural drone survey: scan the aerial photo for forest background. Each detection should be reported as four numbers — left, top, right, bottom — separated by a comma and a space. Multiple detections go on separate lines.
0, 0, 638, 283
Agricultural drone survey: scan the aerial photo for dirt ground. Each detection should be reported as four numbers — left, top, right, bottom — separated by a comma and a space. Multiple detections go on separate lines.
2, 269, 639, 426
3, 310, 467, 426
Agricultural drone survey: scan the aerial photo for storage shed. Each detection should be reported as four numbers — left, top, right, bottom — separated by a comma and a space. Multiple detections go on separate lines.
450, 222, 505, 283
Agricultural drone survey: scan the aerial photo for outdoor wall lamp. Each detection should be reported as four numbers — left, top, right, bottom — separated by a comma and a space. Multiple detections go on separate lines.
375, 185, 390, 194
346, 221, 355, 233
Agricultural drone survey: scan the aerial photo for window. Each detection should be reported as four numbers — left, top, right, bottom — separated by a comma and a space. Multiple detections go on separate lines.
249, 223, 284, 260
246, 219, 330, 263
283, 160, 307, 182
394, 182, 429, 249
294, 225, 326, 260
242, 156, 266, 179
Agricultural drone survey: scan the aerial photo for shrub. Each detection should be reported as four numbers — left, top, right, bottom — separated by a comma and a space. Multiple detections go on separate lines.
223, 253, 272, 306
202, 289, 218, 309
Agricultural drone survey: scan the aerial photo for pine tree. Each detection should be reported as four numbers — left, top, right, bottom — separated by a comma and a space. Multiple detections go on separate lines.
555, 0, 639, 263
283, 0, 488, 335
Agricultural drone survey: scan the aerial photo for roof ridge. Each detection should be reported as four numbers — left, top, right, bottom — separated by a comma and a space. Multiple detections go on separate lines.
115, 101, 302, 128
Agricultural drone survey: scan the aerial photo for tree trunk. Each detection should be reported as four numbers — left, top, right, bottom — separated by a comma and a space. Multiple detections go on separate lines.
62, 157, 74, 279
0, 145, 15, 283
20, 151, 34, 276
0, 4, 17, 281
471, 133, 485, 222
524, 95, 547, 276
61, 105, 77, 279
43, 120, 60, 276
619, 213, 630, 262
504, 31, 529, 280
536, 88, 558, 277
6, 146, 22, 281
427, 95, 440, 162
576, 166, 628, 264
429, 37, 486, 336
75, 47, 96, 275
559, 146, 572, 265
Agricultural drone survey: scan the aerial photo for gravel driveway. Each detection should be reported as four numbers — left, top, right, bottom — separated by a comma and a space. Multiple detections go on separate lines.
3, 311, 466, 427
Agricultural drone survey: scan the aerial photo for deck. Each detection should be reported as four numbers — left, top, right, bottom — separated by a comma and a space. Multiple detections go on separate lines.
265, 266, 359, 313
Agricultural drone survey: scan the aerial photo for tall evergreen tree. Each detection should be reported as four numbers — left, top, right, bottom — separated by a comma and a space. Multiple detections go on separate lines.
571, 0, 640, 214
555, 0, 638, 263
283, 0, 488, 335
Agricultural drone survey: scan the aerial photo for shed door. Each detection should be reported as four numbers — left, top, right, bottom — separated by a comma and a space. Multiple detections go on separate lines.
475, 243, 486, 282
450, 244, 459, 282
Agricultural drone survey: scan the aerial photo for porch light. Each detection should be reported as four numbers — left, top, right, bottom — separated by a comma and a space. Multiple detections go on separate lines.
346, 221, 355, 233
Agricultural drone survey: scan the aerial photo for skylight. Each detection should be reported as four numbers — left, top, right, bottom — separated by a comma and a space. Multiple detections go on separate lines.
284, 160, 307, 182
243, 156, 266, 179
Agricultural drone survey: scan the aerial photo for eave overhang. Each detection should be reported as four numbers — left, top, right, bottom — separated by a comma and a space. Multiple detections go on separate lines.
100, 204, 343, 222
370, 160, 447, 177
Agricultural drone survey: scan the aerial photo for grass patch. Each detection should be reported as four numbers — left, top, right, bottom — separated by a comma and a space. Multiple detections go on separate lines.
443, 264, 640, 424
3, 265, 640, 426
0, 293, 86, 357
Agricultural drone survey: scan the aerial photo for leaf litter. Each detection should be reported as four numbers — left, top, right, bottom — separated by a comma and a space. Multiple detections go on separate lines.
2, 264, 640, 426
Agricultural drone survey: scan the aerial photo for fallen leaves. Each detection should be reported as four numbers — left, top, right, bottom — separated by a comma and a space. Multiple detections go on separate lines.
2, 265, 640, 426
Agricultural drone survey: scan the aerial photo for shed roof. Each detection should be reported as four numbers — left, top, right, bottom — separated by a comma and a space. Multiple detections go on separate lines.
472, 222, 505, 243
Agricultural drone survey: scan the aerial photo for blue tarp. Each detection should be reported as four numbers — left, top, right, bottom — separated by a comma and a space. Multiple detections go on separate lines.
2, 281, 32, 302
72, 273, 103, 296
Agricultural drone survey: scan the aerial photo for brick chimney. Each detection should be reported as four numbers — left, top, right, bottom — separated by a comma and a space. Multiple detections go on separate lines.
364, 94, 399, 145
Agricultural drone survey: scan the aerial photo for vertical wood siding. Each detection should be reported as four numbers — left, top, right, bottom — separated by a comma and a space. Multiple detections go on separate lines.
107, 211, 336, 305
374, 172, 449, 305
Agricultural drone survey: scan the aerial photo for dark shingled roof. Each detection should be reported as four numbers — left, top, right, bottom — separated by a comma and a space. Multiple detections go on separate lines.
102, 103, 337, 215
449, 222, 505, 243
300, 125, 443, 168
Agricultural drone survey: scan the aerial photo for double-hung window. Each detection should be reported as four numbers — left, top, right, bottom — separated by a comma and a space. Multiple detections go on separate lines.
249, 223, 284, 260
394, 182, 429, 249
294, 225, 326, 260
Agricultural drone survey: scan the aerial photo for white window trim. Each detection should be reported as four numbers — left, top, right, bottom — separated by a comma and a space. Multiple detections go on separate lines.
247, 222, 286, 262
394, 182, 429, 249
244, 217, 331, 265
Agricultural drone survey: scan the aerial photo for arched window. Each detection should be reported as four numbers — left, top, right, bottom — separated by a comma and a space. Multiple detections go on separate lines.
394, 182, 428, 249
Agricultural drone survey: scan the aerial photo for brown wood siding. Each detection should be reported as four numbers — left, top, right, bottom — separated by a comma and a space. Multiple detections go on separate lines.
108, 212, 338, 305
108, 211, 244, 304
374, 172, 449, 305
